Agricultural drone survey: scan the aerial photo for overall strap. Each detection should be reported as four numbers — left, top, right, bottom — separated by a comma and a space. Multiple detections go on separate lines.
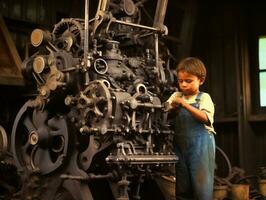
195, 91, 203, 103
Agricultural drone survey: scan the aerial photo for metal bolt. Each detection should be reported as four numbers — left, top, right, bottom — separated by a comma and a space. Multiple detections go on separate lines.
29, 131, 38, 145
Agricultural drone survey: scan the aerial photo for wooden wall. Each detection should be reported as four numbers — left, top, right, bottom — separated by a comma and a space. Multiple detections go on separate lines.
191, 1, 266, 174
244, 2, 266, 172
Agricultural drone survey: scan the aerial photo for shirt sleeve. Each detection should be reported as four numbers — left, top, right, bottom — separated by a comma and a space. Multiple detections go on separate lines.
199, 93, 215, 125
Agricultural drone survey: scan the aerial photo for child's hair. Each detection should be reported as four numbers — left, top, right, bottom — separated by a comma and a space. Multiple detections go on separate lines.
176, 57, 206, 81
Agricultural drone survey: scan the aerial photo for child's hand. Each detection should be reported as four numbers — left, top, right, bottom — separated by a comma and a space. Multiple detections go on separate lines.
171, 95, 185, 107
162, 102, 171, 112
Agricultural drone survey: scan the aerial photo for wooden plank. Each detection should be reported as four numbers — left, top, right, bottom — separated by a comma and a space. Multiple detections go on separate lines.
224, 37, 238, 116
175, 0, 198, 61
237, 11, 256, 173
0, 15, 24, 86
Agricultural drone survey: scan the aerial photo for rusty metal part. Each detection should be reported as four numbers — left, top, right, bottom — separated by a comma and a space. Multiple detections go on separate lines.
108, 18, 166, 33
52, 19, 84, 55
231, 184, 250, 200
97, 0, 109, 12
33, 56, 46, 74
84, 0, 90, 69
153, 0, 168, 29
77, 80, 113, 134
31, 29, 52, 47
122, 0, 136, 16
106, 151, 177, 165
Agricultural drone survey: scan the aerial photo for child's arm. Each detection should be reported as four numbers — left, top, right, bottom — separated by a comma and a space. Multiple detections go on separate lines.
171, 96, 210, 125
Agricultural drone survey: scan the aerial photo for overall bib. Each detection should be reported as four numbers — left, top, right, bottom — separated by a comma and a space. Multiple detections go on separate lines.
174, 92, 215, 200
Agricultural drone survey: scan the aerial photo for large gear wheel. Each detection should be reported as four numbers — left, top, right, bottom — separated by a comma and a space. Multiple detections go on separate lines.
11, 101, 71, 175
52, 19, 84, 55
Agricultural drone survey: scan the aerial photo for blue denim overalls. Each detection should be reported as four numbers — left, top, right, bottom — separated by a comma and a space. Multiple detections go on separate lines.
174, 92, 215, 200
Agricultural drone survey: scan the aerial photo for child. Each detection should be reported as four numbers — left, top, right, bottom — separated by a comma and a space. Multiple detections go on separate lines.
165, 57, 215, 200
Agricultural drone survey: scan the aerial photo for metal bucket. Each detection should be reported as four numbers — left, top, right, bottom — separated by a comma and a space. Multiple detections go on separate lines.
259, 179, 266, 196
231, 184, 249, 200
155, 175, 176, 200
213, 185, 228, 200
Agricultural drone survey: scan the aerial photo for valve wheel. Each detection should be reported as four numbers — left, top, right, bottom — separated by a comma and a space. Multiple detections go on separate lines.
11, 101, 70, 175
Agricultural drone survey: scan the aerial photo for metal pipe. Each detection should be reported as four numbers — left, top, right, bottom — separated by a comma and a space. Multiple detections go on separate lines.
153, 0, 168, 28
115, 19, 161, 32
155, 33, 159, 73
84, 0, 89, 68
60, 173, 114, 181
97, 0, 108, 12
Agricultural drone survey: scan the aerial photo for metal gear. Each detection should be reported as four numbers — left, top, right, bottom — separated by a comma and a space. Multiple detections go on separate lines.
52, 19, 84, 55
78, 80, 113, 135
11, 101, 71, 175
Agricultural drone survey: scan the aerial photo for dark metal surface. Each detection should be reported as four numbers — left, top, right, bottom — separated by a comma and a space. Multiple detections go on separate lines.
11, 102, 71, 175
11, 0, 178, 199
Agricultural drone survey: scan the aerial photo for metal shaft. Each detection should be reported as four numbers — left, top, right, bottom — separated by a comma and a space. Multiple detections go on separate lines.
153, 0, 168, 28
84, 0, 89, 68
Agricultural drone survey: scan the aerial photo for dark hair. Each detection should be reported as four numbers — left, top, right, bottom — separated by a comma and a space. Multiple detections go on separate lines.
176, 57, 206, 81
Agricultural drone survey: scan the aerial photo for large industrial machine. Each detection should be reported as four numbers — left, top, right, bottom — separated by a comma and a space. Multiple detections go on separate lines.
10, 0, 178, 199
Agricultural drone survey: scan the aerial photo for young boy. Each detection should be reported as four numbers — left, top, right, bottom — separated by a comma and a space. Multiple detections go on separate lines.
165, 57, 215, 200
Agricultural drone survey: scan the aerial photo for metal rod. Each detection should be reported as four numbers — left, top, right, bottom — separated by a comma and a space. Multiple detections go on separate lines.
97, 0, 108, 12
60, 173, 114, 181
115, 19, 162, 32
155, 33, 159, 77
84, 0, 89, 68
153, 0, 168, 28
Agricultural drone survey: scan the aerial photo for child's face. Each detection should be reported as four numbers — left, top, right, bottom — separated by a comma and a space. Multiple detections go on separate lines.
177, 70, 203, 96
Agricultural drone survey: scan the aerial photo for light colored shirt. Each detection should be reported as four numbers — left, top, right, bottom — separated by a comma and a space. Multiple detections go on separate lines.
167, 91, 216, 134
